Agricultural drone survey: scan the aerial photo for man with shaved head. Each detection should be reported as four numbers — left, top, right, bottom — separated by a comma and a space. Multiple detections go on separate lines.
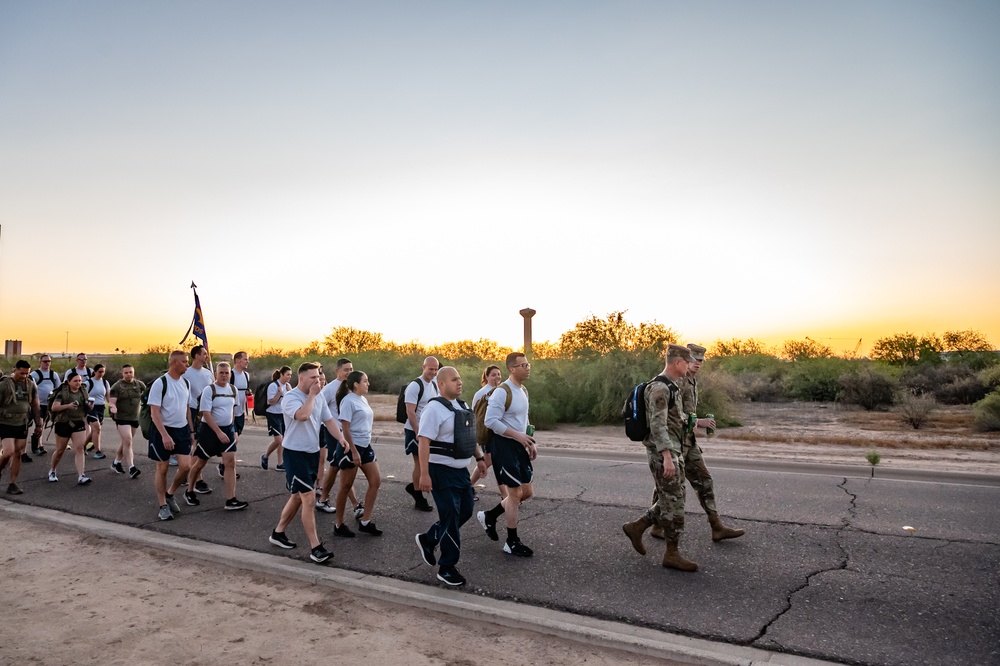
402, 356, 439, 512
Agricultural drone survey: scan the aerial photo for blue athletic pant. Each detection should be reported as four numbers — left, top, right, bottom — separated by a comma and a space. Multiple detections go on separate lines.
424, 463, 475, 568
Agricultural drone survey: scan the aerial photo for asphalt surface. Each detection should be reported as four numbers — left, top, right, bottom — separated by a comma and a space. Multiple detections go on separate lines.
6, 428, 999, 666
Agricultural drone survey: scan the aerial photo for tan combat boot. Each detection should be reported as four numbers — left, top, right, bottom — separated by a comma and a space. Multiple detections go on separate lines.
662, 541, 698, 572
708, 512, 745, 541
622, 516, 653, 555
650, 524, 665, 540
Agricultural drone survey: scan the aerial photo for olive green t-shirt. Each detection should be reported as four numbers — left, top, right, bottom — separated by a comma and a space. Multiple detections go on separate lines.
0, 376, 37, 426
109, 379, 146, 421
52, 386, 90, 423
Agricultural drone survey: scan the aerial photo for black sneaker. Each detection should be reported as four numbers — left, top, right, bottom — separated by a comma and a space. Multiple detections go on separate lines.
477, 511, 499, 541
32, 446, 47, 456
218, 463, 240, 479
183, 491, 200, 506
415, 533, 436, 566
111, 461, 125, 475
503, 539, 534, 557
20, 452, 32, 463
437, 567, 467, 587
269, 530, 296, 549
333, 523, 355, 538
129, 466, 142, 479
193, 480, 212, 494
224, 498, 249, 511
357, 520, 383, 536
310, 544, 334, 564
6, 483, 23, 495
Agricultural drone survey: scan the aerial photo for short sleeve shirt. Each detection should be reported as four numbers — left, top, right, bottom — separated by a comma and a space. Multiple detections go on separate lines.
199, 383, 237, 427
281, 388, 331, 453
109, 379, 146, 421
183, 366, 215, 409
266, 381, 291, 415
403, 377, 438, 431
87, 377, 110, 405
0, 377, 37, 425
339, 393, 374, 448
148, 374, 190, 428
31, 370, 61, 405
231, 370, 250, 417
419, 398, 473, 469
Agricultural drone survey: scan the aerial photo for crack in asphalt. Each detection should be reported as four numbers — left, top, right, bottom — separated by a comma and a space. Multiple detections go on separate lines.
748, 477, 856, 649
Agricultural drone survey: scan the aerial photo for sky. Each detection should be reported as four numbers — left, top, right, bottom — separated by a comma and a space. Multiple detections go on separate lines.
1, 1, 998, 358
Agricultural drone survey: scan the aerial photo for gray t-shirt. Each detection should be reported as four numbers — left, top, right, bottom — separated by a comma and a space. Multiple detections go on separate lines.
485, 379, 529, 437
339, 392, 373, 448
281, 388, 332, 453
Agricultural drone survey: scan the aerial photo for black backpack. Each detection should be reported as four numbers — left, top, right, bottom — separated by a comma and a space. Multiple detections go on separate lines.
253, 380, 277, 417
427, 397, 477, 459
395, 378, 437, 424
622, 375, 675, 442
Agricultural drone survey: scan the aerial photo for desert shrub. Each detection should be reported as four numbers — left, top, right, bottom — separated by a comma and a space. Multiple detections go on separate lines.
710, 353, 785, 377
694, 368, 741, 427
972, 390, 1000, 432
900, 364, 990, 405
837, 367, 896, 411
979, 364, 1000, 391
897, 393, 936, 429
737, 372, 786, 402
784, 357, 853, 402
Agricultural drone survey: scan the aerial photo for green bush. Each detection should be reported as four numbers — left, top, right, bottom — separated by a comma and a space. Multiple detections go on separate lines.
837, 366, 897, 411
979, 364, 1000, 391
694, 368, 741, 427
901, 364, 990, 405
737, 372, 785, 402
784, 357, 853, 402
972, 390, 1000, 432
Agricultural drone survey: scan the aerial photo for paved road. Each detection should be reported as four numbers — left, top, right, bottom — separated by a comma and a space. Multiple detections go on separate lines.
10, 428, 1000, 666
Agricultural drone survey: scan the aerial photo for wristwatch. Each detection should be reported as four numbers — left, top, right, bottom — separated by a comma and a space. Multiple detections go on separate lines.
475, 456, 485, 462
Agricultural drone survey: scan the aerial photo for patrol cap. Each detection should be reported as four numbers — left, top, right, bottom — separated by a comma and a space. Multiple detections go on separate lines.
667, 344, 693, 363
686, 344, 707, 361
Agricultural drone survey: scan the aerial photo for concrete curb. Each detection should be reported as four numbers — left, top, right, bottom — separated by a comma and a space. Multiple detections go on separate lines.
1, 500, 838, 666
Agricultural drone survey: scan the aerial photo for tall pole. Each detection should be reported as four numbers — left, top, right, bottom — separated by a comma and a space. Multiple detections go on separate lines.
519, 308, 536, 359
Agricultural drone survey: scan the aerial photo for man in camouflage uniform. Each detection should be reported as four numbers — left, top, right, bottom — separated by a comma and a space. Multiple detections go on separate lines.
0, 360, 41, 495
622, 344, 699, 572
678, 344, 744, 541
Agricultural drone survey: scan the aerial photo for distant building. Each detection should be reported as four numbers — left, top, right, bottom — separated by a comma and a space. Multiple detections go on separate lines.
4, 340, 22, 359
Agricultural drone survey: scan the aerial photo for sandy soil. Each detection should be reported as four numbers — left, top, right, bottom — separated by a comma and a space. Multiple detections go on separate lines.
0, 516, 683, 666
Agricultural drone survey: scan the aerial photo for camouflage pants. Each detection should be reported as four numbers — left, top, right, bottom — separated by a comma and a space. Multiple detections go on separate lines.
644, 448, 686, 541
683, 439, 717, 515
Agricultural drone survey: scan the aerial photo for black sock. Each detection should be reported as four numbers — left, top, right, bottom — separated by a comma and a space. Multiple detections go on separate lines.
507, 527, 518, 544
165, 492, 173, 500
485, 503, 505, 522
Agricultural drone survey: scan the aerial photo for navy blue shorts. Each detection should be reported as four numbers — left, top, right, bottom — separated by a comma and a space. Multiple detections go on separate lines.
331, 442, 376, 470
283, 449, 320, 494
194, 423, 237, 460
266, 412, 285, 437
233, 414, 245, 435
490, 434, 532, 488
148, 425, 192, 462
404, 428, 418, 456
86, 404, 105, 424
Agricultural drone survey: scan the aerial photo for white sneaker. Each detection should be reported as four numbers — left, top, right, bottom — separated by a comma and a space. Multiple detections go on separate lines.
48, 470, 58, 482
315, 500, 336, 514
77, 475, 92, 486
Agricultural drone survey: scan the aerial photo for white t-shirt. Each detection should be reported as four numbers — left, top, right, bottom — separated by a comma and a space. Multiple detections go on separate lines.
266, 380, 291, 414
403, 377, 438, 432
64, 366, 92, 381
231, 369, 250, 417
184, 366, 214, 409
281, 387, 332, 453
148, 374, 190, 429
32, 369, 61, 404
418, 397, 474, 469
339, 392, 373, 448
87, 377, 110, 405
319, 379, 343, 428
199, 382, 237, 427
485, 379, 529, 437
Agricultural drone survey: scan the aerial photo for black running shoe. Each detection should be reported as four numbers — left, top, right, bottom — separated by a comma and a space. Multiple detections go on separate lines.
415, 533, 436, 566
20, 452, 32, 463
437, 567, 467, 587
193, 480, 212, 494
503, 539, 534, 557
217, 463, 239, 479
333, 523, 355, 538
111, 461, 125, 475
269, 530, 296, 549
477, 511, 499, 541
129, 466, 142, 479
310, 544, 334, 564
224, 498, 249, 511
32, 446, 47, 456
357, 520, 383, 536
184, 491, 200, 506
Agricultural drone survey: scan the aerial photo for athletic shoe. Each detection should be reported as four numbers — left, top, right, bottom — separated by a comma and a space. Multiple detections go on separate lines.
415, 533, 436, 566
168, 455, 178, 466
47, 470, 58, 483
77, 475, 92, 486
405, 482, 434, 512
20, 452, 32, 463
260, 454, 268, 470
437, 567, 467, 587
315, 500, 336, 514
111, 461, 125, 475
353, 501, 365, 520
477, 511, 499, 541
93, 451, 106, 460
183, 491, 200, 506
129, 466, 142, 479
6, 483, 23, 495
224, 498, 249, 511
32, 446, 47, 456
333, 523, 355, 538
357, 520, 383, 536
157, 505, 173, 521
275, 463, 285, 471
269, 530, 296, 549
217, 463, 238, 479
472, 492, 479, 502
193, 480, 212, 494
310, 544, 334, 564
503, 540, 534, 557
85, 441, 94, 452
166, 495, 181, 515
